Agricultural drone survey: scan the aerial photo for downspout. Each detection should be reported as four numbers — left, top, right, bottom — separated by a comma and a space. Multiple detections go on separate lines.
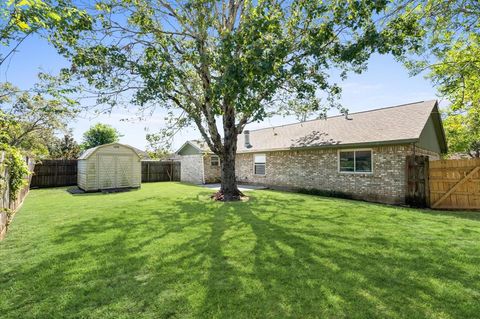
201, 153, 206, 184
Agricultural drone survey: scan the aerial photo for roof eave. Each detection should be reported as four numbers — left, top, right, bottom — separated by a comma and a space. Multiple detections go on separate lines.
237, 138, 420, 153
432, 102, 448, 154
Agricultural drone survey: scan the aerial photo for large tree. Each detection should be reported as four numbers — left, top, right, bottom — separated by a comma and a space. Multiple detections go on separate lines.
393, 1, 480, 157
53, 0, 421, 200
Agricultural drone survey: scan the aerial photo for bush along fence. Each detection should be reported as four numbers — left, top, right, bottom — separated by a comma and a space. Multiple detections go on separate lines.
0, 151, 34, 240
30, 159, 181, 188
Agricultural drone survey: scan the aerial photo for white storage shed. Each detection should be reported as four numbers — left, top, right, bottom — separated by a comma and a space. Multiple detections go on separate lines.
78, 143, 142, 191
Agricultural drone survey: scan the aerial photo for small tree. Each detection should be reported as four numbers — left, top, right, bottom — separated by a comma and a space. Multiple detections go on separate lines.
48, 133, 81, 159
81, 123, 122, 149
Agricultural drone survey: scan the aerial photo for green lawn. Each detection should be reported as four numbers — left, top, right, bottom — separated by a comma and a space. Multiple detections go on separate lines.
1, 183, 479, 319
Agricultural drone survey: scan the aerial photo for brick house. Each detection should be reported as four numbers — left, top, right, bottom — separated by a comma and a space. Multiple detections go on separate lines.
176, 100, 447, 204
176, 140, 221, 184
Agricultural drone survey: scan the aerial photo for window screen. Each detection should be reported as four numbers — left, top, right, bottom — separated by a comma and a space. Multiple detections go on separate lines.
254, 154, 266, 175
339, 150, 372, 173
355, 151, 372, 172
210, 155, 219, 166
339, 151, 355, 172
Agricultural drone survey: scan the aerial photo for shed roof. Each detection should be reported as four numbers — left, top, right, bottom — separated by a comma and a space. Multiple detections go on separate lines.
238, 100, 447, 153
78, 143, 143, 160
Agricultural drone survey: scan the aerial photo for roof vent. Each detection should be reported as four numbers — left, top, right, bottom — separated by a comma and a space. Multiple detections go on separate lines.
244, 130, 252, 148
344, 110, 352, 120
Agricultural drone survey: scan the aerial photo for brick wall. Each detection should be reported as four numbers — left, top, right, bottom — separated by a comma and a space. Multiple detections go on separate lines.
235, 144, 437, 204
203, 154, 221, 183
180, 155, 204, 184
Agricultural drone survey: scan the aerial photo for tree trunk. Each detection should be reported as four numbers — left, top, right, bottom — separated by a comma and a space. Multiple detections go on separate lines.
219, 106, 241, 201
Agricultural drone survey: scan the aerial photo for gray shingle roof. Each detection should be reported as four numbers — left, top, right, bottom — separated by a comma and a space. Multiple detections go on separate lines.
237, 100, 441, 153
188, 140, 212, 152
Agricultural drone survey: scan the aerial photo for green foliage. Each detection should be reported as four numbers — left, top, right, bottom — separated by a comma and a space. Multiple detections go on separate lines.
81, 123, 122, 149
297, 187, 353, 200
52, 0, 421, 150
145, 132, 172, 159
443, 110, 480, 157
47, 0, 426, 197
0, 143, 30, 201
393, 1, 480, 156
430, 36, 480, 157
0, 207, 14, 220
146, 149, 171, 160
0, 82, 78, 157
47, 133, 81, 159
0, 0, 91, 66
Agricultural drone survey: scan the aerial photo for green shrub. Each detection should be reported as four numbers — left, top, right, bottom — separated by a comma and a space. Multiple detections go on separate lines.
0, 144, 30, 200
0, 207, 15, 226
297, 188, 353, 199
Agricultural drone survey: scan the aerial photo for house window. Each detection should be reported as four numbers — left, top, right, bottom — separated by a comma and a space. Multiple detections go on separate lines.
210, 155, 219, 166
254, 154, 266, 175
339, 150, 372, 173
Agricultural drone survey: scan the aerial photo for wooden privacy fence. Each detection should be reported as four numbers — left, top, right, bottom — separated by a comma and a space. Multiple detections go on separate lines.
142, 161, 181, 182
30, 160, 78, 188
429, 158, 480, 210
30, 160, 181, 188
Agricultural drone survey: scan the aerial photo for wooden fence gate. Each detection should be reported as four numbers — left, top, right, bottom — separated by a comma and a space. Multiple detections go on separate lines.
429, 158, 480, 210
406, 155, 430, 208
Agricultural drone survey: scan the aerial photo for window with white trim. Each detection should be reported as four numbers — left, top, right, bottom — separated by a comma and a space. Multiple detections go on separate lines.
210, 155, 219, 166
254, 154, 266, 175
339, 150, 372, 173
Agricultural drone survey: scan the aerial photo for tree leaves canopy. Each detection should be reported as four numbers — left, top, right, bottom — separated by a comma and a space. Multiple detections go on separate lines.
394, 1, 480, 157
0, 82, 77, 156
0, 0, 91, 66
53, 0, 422, 154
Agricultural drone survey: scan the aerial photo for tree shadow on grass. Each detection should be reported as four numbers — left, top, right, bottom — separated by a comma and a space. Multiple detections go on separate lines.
192, 194, 479, 318
2, 191, 479, 318
1, 192, 217, 318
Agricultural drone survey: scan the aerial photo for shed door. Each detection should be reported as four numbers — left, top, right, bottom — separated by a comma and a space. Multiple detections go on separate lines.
116, 155, 133, 188
98, 155, 116, 189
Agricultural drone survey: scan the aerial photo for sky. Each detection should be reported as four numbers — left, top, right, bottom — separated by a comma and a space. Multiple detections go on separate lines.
1, 33, 441, 151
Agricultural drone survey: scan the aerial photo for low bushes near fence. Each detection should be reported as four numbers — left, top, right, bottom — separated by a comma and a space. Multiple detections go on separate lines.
297, 187, 353, 200
0, 146, 33, 240
0, 145, 30, 200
